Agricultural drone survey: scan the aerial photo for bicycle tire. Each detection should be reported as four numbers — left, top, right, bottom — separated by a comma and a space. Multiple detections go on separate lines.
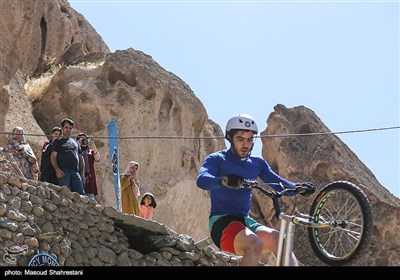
307, 181, 373, 265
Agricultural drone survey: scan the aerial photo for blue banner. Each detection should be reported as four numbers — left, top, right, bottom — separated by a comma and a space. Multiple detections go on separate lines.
107, 120, 121, 211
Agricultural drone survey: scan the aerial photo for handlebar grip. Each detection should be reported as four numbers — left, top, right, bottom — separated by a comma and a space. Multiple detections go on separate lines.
295, 182, 315, 195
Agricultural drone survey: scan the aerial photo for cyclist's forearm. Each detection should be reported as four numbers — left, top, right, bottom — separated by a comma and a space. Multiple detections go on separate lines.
197, 172, 221, 190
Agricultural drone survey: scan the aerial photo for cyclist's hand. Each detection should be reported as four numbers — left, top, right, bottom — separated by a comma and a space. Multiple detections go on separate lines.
295, 182, 315, 196
220, 174, 244, 189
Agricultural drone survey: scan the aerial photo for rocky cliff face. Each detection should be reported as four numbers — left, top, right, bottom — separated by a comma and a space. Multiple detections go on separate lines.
1, 0, 399, 266
0, 0, 109, 173
0, 0, 109, 84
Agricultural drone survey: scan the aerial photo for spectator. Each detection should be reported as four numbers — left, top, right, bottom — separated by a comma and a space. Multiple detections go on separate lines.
120, 161, 140, 215
40, 126, 62, 184
51, 118, 85, 195
139, 192, 157, 220
5, 126, 39, 179
76, 133, 100, 201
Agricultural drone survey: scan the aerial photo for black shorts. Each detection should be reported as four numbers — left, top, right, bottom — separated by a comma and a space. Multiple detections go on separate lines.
210, 215, 245, 249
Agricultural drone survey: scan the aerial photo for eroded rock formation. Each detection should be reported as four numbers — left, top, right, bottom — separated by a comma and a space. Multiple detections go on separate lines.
0, 0, 109, 84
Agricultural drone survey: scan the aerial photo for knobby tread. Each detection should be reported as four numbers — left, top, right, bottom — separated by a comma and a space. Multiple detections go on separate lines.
307, 181, 373, 265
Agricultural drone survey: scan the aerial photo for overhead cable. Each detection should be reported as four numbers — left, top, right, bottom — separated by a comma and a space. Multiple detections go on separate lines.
0, 125, 398, 140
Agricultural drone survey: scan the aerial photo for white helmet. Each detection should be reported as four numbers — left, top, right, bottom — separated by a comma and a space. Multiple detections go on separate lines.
225, 114, 258, 141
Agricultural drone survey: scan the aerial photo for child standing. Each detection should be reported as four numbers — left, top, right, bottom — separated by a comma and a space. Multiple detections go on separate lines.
139, 192, 157, 220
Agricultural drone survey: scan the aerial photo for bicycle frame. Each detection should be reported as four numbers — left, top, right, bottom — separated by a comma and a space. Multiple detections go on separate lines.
276, 213, 295, 266
250, 182, 327, 266
276, 212, 331, 266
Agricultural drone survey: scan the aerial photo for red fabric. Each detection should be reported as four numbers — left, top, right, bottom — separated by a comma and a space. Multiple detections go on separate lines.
84, 152, 98, 195
42, 141, 49, 150
220, 221, 246, 255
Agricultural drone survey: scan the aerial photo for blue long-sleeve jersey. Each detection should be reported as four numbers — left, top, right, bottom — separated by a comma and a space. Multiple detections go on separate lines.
196, 148, 295, 218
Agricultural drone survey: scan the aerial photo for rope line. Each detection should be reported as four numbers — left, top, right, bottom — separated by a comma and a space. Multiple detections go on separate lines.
0, 125, 398, 140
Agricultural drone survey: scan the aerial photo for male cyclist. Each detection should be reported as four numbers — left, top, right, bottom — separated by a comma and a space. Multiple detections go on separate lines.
196, 113, 313, 266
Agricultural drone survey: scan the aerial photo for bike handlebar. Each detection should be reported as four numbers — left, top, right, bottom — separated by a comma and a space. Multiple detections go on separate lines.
241, 180, 314, 218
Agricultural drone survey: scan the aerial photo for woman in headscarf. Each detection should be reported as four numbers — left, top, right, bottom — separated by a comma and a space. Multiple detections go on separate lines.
5, 126, 39, 179
120, 161, 141, 215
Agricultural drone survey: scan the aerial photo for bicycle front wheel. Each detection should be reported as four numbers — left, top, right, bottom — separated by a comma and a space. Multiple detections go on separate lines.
308, 181, 373, 265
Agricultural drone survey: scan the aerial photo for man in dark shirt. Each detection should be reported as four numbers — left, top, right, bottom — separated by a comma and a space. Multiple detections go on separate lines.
51, 118, 85, 195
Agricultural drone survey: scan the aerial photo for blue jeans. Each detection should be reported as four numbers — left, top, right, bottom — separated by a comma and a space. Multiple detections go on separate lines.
57, 168, 85, 195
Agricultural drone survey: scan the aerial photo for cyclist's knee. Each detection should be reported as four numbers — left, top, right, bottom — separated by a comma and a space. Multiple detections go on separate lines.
256, 228, 279, 252
245, 236, 263, 256
237, 235, 263, 256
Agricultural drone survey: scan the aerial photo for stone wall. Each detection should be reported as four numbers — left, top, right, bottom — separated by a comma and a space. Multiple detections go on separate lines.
0, 172, 240, 266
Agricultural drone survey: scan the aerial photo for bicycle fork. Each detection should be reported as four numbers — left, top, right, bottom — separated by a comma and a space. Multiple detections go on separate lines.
275, 213, 296, 266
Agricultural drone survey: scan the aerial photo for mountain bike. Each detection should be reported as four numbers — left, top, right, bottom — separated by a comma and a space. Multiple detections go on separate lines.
243, 180, 373, 266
